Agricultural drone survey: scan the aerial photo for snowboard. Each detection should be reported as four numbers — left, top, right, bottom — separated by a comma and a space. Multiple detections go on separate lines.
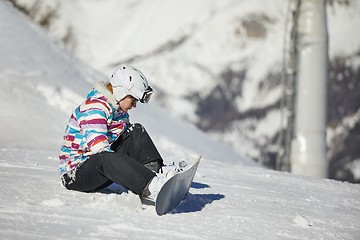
155, 156, 202, 216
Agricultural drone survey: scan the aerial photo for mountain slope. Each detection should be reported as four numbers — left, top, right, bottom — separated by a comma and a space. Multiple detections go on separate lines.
0, 1, 359, 239
9, 0, 360, 182
0, 0, 253, 165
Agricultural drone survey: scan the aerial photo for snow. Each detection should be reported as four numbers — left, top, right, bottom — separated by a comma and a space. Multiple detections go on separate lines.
1, 1, 360, 240
1, 149, 359, 239
327, 1, 360, 57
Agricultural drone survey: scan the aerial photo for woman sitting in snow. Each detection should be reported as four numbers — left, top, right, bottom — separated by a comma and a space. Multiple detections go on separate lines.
59, 64, 172, 201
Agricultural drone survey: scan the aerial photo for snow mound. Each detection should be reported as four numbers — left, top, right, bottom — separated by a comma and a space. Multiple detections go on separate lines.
84, 192, 143, 213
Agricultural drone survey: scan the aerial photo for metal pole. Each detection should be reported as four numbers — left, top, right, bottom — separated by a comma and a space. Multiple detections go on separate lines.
290, 0, 328, 178
278, 0, 301, 172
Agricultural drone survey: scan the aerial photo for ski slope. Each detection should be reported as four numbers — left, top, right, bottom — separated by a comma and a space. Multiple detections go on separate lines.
0, 1, 359, 239
1, 148, 359, 239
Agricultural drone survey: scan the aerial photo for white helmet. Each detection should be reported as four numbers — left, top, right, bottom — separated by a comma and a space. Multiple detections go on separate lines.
110, 64, 153, 103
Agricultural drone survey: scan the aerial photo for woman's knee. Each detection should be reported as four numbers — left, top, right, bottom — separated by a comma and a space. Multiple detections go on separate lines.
130, 123, 146, 133
128, 123, 150, 139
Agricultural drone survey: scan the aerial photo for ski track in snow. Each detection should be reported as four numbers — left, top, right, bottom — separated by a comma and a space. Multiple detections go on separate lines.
1, 148, 359, 240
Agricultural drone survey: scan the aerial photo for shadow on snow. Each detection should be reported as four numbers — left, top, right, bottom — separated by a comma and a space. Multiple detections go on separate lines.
170, 192, 225, 214
169, 181, 225, 214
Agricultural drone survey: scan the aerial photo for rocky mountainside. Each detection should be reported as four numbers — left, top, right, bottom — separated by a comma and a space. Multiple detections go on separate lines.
8, 0, 360, 183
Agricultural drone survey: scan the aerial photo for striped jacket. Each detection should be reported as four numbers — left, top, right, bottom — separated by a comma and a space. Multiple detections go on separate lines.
59, 83, 129, 174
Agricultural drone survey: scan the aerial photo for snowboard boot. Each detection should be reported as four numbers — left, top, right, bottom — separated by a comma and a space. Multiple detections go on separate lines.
141, 169, 177, 201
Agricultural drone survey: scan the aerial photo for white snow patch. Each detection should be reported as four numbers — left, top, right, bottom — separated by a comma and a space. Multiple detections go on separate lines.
85, 192, 143, 212
293, 215, 313, 228
41, 198, 65, 207
36, 84, 85, 115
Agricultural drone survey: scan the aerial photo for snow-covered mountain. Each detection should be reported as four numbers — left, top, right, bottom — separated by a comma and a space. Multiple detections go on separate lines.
1, 0, 255, 165
9, 0, 360, 183
1, 1, 360, 239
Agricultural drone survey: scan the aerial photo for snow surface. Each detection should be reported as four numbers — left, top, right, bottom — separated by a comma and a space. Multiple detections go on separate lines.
1, 1, 360, 239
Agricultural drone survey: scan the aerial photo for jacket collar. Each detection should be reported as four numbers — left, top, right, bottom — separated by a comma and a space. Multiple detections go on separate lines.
93, 81, 118, 109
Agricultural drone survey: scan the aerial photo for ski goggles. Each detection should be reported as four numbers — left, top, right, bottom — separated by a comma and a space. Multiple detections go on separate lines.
140, 86, 153, 103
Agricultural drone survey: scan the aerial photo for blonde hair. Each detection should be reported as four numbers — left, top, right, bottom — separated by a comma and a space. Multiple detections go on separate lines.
105, 82, 113, 93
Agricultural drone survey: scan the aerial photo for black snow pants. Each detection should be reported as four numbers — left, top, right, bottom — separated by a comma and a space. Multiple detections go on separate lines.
61, 123, 163, 195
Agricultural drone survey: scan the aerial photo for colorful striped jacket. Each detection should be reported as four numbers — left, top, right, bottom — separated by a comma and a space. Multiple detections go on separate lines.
59, 83, 129, 174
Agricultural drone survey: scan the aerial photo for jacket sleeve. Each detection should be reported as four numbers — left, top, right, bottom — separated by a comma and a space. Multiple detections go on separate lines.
78, 99, 113, 154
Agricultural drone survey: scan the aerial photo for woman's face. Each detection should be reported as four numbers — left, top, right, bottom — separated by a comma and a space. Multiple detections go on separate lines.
119, 95, 138, 113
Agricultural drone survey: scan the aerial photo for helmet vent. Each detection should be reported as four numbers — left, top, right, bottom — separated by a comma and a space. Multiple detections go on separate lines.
129, 76, 132, 81
143, 83, 146, 88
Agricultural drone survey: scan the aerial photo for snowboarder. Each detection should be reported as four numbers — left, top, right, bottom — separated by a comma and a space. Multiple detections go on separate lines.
59, 64, 173, 201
